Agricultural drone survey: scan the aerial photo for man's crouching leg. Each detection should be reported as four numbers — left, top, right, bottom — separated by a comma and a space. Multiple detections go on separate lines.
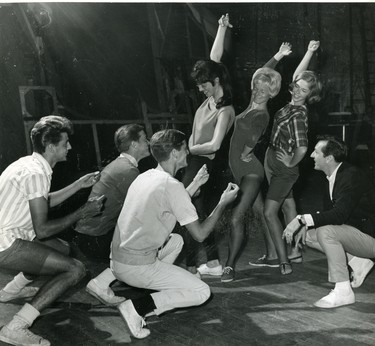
0, 238, 71, 303
118, 281, 211, 340
158, 233, 184, 264
0, 252, 86, 346
115, 255, 210, 340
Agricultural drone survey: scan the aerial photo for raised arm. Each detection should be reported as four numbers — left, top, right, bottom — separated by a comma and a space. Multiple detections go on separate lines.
293, 40, 320, 80
263, 42, 292, 69
210, 13, 233, 63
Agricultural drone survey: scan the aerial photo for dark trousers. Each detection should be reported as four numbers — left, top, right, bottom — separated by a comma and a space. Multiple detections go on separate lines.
78, 231, 114, 261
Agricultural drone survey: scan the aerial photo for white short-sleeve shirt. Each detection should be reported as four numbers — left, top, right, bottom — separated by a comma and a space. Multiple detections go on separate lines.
0, 153, 52, 251
111, 167, 198, 265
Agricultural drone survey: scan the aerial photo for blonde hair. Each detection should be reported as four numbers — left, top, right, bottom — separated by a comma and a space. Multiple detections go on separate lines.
251, 67, 282, 98
292, 70, 322, 104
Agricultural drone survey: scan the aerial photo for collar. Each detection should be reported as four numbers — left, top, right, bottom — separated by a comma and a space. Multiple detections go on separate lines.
119, 153, 138, 167
155, 164, 174, 177
288, 102, 307, 110
326, 162, 343, 183
32, 152, 53, 178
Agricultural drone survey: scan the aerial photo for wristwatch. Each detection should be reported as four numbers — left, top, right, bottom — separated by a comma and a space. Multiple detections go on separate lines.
296, 215, 305, 226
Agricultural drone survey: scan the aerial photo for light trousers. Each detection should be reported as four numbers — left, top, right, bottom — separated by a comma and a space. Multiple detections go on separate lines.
112, 233, 211, 315
306, 224, 375, 282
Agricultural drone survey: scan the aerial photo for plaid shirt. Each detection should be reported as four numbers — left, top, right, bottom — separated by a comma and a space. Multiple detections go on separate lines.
0, 153, 52, 251
270, 103, 308, 153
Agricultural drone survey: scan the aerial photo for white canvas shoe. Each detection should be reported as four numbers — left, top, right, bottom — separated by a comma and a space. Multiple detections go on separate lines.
0, 323, 50, 346
0, 287, 39, 303
118, 300, 150, 339
197, 263, 223, 276
86, 279, 125, 306
314, 288, 355, 308
349, 257, 374, 288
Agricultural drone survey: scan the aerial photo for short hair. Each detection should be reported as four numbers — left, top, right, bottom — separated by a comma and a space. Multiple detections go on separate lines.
150, 129, 186, 163
317, 135, 347, 162
251, 67, 282, 98
292, 70, 322, 104
31, 115, 73, 154
114, 124, 145, 153
191, 59, 232, 109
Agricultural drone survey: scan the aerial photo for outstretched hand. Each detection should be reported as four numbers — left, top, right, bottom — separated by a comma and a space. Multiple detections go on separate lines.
279, 42, 292, 56
220, 182, 239, 205
78, 171, 101, 189
308, 40, 320, 52
193, 164, 209, 187
218, 13, 233, 28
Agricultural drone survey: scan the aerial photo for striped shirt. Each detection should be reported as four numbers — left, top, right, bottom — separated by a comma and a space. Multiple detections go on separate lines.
270, 103, 308, 153
0, 153, 52, 251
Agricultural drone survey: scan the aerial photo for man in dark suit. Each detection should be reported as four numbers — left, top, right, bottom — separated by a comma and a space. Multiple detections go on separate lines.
283, 135, 375, 308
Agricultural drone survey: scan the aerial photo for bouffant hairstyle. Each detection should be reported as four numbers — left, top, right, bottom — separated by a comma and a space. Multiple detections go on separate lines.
191, 59, 232, 109
251, 67, 282, 98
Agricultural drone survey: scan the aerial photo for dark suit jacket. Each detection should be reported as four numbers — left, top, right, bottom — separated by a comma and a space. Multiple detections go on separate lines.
312, 162, 375, 236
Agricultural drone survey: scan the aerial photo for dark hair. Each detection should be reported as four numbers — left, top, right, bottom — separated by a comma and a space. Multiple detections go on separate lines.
191, 60, 232, 109
317, 135, 347, 162
114, 124, 145, 153
31, 115, 73, 154
150, 129, 186, 163
291, 70, 322, 104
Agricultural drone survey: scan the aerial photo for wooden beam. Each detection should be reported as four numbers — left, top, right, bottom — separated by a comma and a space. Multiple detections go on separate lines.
147, 4, 167, 111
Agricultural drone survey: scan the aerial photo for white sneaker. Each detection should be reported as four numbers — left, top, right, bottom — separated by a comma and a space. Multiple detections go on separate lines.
0, 324, 50, 346
0, 287, 39, 303
118, 300, 150, 339
86, 279, 125, 306
197, 263, 223, 276
314, 288, 355, 308
349, 257, 374, 288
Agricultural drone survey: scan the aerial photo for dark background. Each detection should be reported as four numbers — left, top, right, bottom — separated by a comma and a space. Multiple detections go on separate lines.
0, 2, 374, 182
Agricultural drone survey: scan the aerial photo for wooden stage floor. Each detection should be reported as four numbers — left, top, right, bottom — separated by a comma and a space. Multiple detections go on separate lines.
0, 230, 374, 346
1, 170, 375, 345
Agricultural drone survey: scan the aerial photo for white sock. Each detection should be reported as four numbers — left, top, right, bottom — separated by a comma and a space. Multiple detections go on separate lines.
8, 303, 40, 329
3, 272, 33, 294
92, 268, 116, 289
335, 281, 352, 293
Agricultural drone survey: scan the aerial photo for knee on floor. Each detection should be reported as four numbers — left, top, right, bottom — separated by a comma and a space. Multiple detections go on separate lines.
195, 283, 211, 306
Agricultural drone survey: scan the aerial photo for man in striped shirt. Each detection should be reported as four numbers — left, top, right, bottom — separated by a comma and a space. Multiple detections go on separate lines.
0, 115, 103, 346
